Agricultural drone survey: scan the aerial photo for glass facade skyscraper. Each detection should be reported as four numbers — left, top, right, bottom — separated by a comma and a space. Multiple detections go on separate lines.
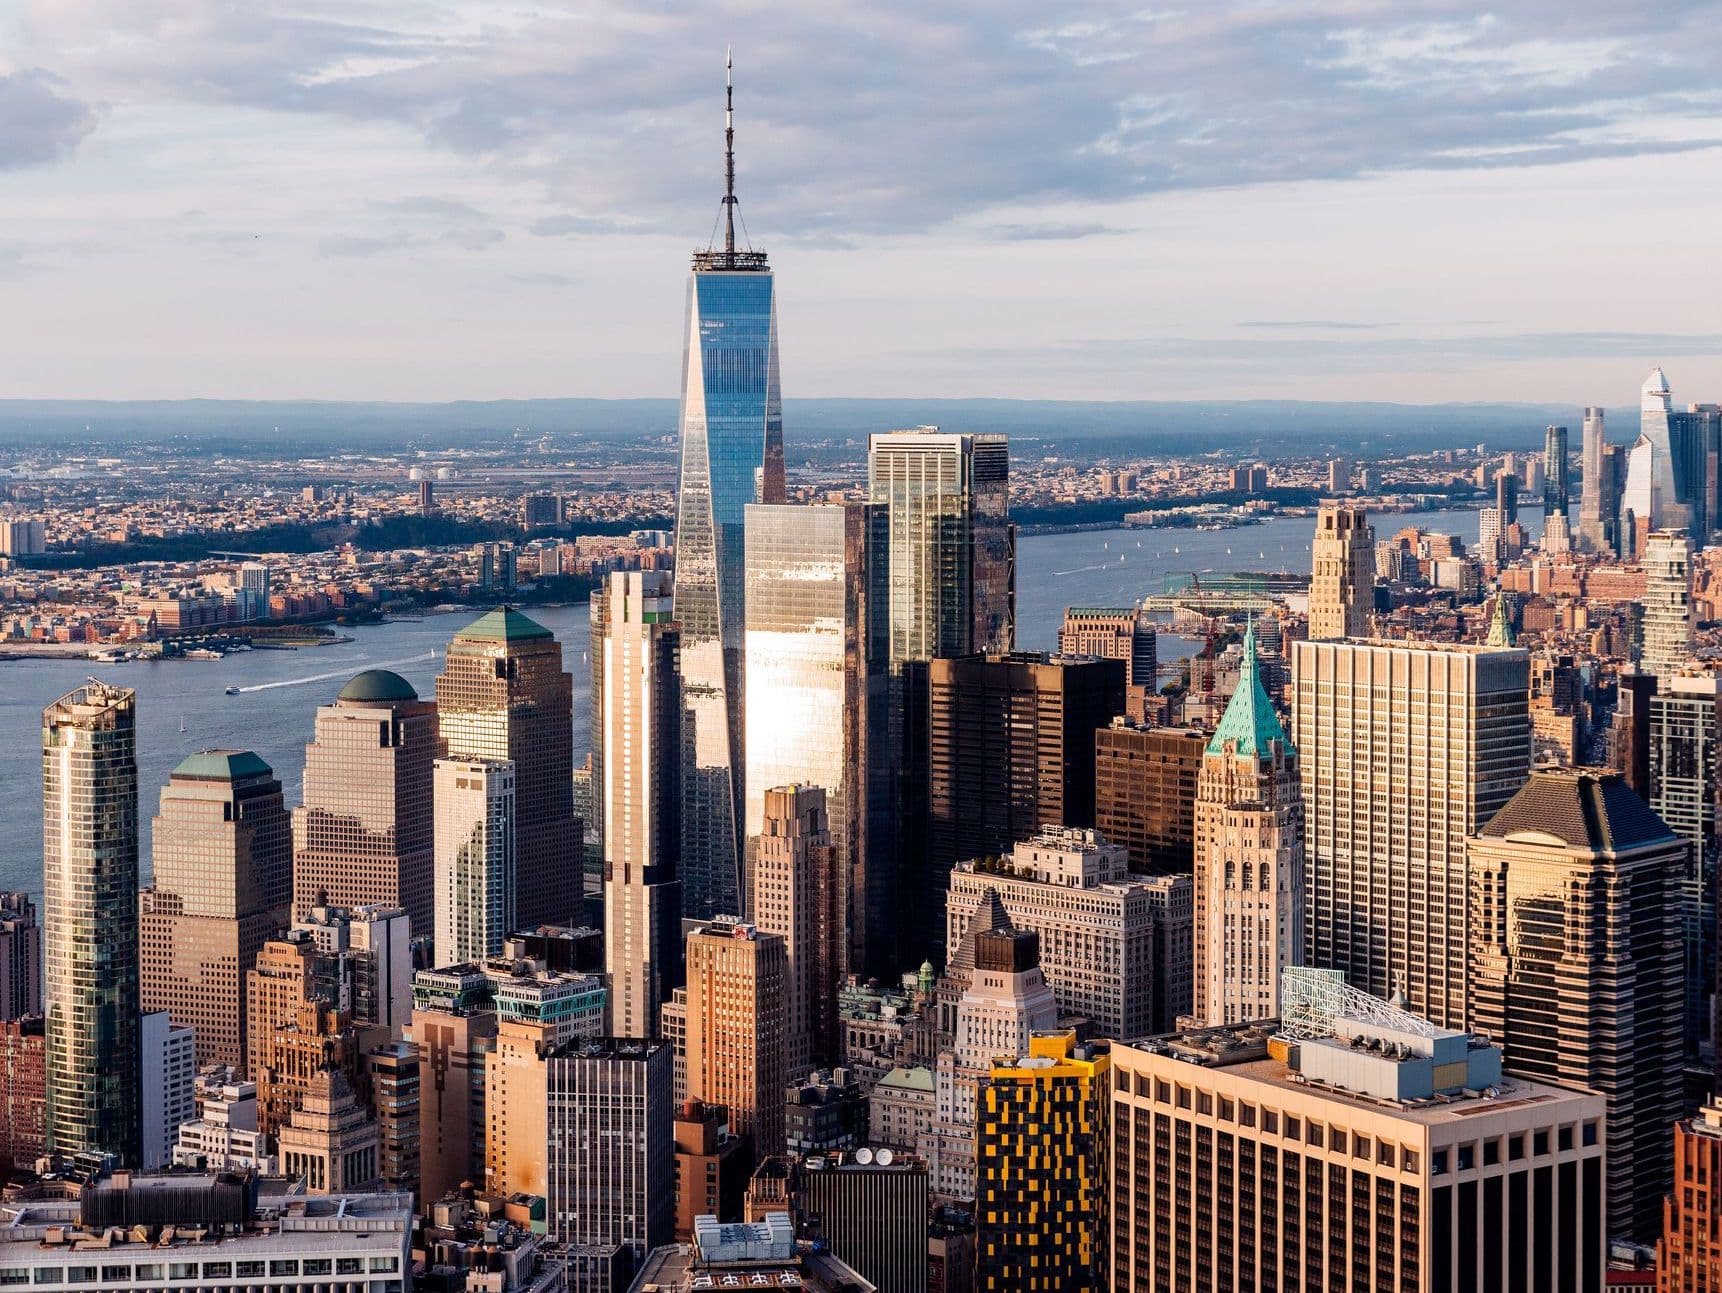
42, 680, 142, 1165
672, 78, 785, 921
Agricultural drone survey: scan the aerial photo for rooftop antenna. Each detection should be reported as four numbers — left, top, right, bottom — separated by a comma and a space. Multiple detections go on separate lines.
724, 46, 737, 256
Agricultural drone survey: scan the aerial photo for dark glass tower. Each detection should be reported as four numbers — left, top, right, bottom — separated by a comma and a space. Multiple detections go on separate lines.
674, 55, 785, 919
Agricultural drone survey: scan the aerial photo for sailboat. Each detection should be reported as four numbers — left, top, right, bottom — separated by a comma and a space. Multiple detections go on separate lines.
179, 716, 187, 733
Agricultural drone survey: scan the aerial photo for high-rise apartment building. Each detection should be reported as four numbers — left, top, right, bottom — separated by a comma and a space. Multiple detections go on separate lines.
293, 670, 439, 937
743, 502, 889, 972
488, 1034, 673, 1289
1093, 721, 1206, 873
1469, 768, 1686, 1241
42, 681, 141, 1165
1108, 982, 1607, 1293
671, 70, 786, 925
1308, 503, 1374, 639
597, 570, 684, 1040
946, 827, 1155, 1040
683, 919, 788, 1162
142, 750, 291, 1070
1579, 406, 1611, 552
412, 964, 499, 1204
1059, 606, 1157, 718
1194, 624, 1303, 1025
433, 758, 517, 967
1642, 528, 1695, 680
0, 895, 41, 1021
437, 608, 578, 930
926, 651, 1125, 959
365, 1040, 419, 1197
1543, 424, 1570, 517
975, 1031, 1108, 1293
753, 786, 843, 1077
1326, 458, 1351, 495
139, 1009, 195, 1171
1658, 1097, 1722, 1292
1291, 639, 1530, 1028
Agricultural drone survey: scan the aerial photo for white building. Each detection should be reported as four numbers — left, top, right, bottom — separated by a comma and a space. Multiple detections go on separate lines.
1641, 528, 1695, 681
140, 1010, 195, 1170
434, 759, 517, 968
295, 904, 414, 1037
172, 1081, 276, 1174
946, 826, 1154, 1039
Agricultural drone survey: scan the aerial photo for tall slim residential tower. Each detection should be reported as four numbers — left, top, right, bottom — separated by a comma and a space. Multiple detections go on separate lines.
752, 786, 843, 1078
1642, 528, 1695, 680
1291, 639, 1530, 1029
293, 670, 439, 937
1193, 623, 1304, 1025
1580, 405, 1610, 551
1543, 423, 1569, 517
1470, 769, 1685, 1241
1307, 503, 1374, 639
437, 608, 578, 929
41, 681, 141, 1164
433, 758, 516, 967
672, 59, 786, 923
742, 502, 887, 968
142, 751, 291, 1070
598, 570, 684, 1040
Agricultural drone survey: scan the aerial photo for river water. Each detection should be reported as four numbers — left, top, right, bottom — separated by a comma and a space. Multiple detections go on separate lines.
0, 505, 1522, 896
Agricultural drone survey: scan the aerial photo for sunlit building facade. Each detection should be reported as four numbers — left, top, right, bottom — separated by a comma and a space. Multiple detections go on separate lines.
1308, 503, 1374, 640
41, 681, 141, 1164
437, 608, 578, 930
1642, 528, 1695, 681
433, 758, 517, 967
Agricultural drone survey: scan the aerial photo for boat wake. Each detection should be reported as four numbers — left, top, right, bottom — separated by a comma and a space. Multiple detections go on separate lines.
233, 651, 437, 694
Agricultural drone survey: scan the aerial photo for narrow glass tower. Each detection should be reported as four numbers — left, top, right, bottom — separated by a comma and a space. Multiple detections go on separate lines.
674, 52, 784, 919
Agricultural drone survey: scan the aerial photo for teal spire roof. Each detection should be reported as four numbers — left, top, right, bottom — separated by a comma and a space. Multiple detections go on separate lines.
1486, 592, 1515, 647
457, 606, 553, 643
1205, 620, 1292, 759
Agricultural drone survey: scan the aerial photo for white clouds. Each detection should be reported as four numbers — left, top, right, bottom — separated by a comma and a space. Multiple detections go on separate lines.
0, 68, 96, 167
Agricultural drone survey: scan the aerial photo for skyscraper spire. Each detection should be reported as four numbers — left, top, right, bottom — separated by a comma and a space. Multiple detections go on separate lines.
724, 47, 736, 256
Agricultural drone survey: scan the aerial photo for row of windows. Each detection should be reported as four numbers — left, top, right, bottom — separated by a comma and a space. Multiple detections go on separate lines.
12, 1257, 398, 1285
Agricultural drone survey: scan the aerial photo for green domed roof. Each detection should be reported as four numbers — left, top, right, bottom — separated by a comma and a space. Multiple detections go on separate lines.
173, 749, 273, 781
338, 669, 419, 704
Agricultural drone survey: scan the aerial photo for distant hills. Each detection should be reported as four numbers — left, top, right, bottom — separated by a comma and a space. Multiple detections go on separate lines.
0, 396, 1615, 455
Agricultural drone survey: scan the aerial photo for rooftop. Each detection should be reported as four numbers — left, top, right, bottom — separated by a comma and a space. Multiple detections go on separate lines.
171, 750, 273, 782
453, 606, 553, 644
1206, 621, 1291, 759
336, 668, 418, 704
1478, 766, 1677, 854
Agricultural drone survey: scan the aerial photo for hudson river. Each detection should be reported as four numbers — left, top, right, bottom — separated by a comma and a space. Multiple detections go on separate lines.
0, 506, 1523, 895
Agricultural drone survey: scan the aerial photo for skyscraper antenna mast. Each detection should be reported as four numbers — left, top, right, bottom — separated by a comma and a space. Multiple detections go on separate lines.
724, 47, 736, 256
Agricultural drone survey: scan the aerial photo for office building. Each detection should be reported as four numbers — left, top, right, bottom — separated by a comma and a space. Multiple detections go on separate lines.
276, 1063, 381, 1194
1658, 1096, 1722, 1291
946, 827, 1155, 1040
753, 786, 844, 1076
672, 1099, 749, 1240
1194, 623, 1304, 1024
170, 1080, 275, 1174
365, 1040, 419, 1197
632, 1213, 876, 1293
434, 758, 517, 967
142, 751, 290, 1071
252, 999, 386, 1138
1642, 528, 1695, 680
1649, 670, 1722, 1056
684, 919, 788, 1162
1093, 721, 1205, 873
743, 502, 889, 974
671, 69, 787, 926
438, 608, 578, 931
293, 670, 438, 938
1326, 458, 1351, 495
0, 1175, 413, 1293
1631, 366, 1691, 535
1108, 978, 1606, 1293
487, 1033, 673, 1290
1469, 768, 1686, 1241
412, 964, 499, 1204
1579, 406, 1611, 552
788, 1154, 931, 1293
1059, 606, 1157, 718
926, 651, 1125, 959
1543, 424, 1569, 518
1142, 872, 1194, 1032
293, 903, 414, 1037
139, 1010, 195, 1171
1291, 639, 1530, 1029
0, 1019, 46, 1170
42, 681, 141, 1165
1308, 503, 1374, 639
597, 570, 684, 1040
975, 1031, 1108, 1293
0, 895, 40, 1021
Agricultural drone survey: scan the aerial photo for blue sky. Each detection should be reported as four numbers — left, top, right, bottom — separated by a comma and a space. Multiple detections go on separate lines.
1, 1, 1719, 404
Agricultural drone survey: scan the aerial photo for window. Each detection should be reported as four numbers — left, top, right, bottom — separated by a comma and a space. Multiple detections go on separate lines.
1484, 1140, 1500, 1166
302, 1261, 331, 1277
1198, 1092, 1213, 1116
1403, 1149, 1419, 1174
200, 1265, 230, 1280
1583, 1121, 1599, 1148
1177, 1086, 1192, 1110
1457, 1144, 1474, 1171
1, 1273, 31, 1287
169, 1264, 197, 1281
1432, 1150, 1449, 1175
1307, 1123, 1324, 1148
1156, 1080, 1171, 1103
1534, 1130, 1549, 1156
1508, 1134, 1525, 1162
1378, 1140, 1395, 1167
1286, 1116, 1301, 1141
64, 1270, 95, 1285
1240, 1103, 1256, 1128
135, 1266, 163, 1281
235, 1263, 264, 1279
1220, 1097, 1234, 1122
368, 1258, 400, 1273
30, 1271, 58, 1287
100, 1270, 130, 1284
1558, 1127, 1573, 1152
269, 1262, 299, 1277
1353, 1135, 1370, 1160
1264, 1111, 1278, 1134
337, 1260, 364, 1276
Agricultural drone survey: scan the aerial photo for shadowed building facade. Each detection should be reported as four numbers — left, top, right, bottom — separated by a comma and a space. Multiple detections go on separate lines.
143, 750, 291, 1070
437, 609, 579, 930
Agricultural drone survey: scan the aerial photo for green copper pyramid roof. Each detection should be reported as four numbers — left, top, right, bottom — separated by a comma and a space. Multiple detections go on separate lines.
457, 606, 554, 643
1205, 620, 1292, 758
173, 749, 273, 781
1486, 592, 1515, 647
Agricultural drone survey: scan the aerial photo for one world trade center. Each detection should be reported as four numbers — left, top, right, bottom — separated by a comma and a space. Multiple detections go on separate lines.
673, 53, 785, 918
